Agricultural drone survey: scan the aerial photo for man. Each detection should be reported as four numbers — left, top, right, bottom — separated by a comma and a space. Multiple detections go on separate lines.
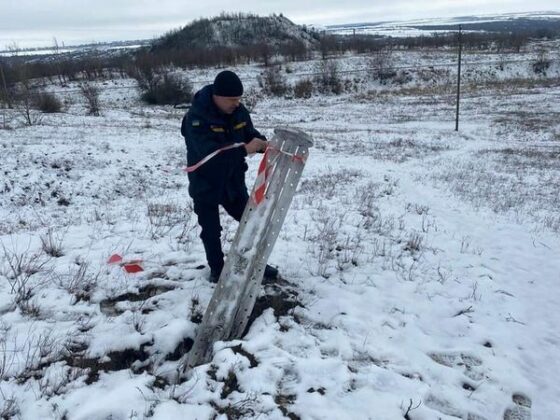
181, 70, 279, 283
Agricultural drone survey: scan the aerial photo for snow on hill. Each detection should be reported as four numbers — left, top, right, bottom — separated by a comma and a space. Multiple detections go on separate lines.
323, 11, 560, 37
153, 13, 319, 51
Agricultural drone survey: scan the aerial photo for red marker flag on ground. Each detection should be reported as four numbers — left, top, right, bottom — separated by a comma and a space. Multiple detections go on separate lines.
107, 254, 144, 274
108, 254, 123, 264
123, 263, 144, 274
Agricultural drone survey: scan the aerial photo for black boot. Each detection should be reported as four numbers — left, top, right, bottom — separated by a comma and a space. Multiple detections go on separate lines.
264, 264, 279, 280
208, 267, 222, 284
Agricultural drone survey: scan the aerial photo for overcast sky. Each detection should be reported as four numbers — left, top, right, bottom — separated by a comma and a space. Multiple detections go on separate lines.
1, 0, 558, 49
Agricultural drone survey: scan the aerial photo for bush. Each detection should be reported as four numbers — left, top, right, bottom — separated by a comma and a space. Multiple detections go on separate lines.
315, 60, 343, 95
129, 57, 192, 105
140, 72, 192, 105
80, 83, 100, 116
369, 49, 396, 83
242, 88, 261, 112
33, 91, 62, 113
294, 79, 313, 99
259, 66, 289, 97
13, 84, 42, 126
533, 50, 551, 75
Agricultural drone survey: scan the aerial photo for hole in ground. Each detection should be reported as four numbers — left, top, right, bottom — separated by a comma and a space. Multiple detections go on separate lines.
99, 284, 175, 315
242, 285, 302, 337
64, 341, 152, 384
166, 337, 194, 361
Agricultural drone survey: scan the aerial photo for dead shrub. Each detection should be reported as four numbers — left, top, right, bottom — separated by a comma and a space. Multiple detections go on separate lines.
0, 241, 51, 308
533, 50, 551, 75
33, 91, 62, 113
140, 72, 192, 105
294, 79, 313, 99
259, 66, 289, 97
128, 57, 192, 106
147, 202, 191, 239
13, 85, 42, 126
40, 228, 64, 258
307, 211, 344, 278
242, 88, 261, 112
369, 49, 396, 83
80, 83, 100, 116
315, 60, 343, 95
0, 395, 18, 419
62, 263, 99, 303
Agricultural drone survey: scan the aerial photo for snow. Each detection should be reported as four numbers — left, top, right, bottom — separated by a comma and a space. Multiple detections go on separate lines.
1, 42, 559, 419
325, 12, 560, 37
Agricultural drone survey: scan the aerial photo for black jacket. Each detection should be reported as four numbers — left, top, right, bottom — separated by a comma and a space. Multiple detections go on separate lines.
181, 85, 266, 203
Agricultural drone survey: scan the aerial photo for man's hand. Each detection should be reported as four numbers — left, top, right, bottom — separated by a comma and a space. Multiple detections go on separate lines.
245, 138, 268, 154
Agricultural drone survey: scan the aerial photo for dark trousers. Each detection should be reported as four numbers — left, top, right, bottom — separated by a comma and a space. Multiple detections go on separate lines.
193, 191, 249, 274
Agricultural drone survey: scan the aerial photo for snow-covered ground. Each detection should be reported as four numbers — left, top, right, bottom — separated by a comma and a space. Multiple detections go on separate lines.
0, 46, 559, 419
323, 12, 560, 37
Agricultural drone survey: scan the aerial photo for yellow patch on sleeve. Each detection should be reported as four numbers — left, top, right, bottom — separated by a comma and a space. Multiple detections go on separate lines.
234, 122, 247, 130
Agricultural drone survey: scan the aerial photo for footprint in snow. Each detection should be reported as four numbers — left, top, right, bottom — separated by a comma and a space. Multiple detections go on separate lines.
503, 393, 532, 420
424, 394, 488, 420
428, 351, 485, 381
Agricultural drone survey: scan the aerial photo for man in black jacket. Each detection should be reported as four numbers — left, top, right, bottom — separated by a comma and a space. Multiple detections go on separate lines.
181, 70, 279, 283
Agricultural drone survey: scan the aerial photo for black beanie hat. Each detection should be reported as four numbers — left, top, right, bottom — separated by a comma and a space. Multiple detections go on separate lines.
213, 70, 243, 97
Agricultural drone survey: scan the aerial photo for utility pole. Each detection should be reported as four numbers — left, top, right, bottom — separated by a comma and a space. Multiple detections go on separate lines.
455, 25, 462, 131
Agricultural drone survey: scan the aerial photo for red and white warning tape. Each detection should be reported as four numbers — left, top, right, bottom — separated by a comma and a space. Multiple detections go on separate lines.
184, 143, 245, 173
252, 148, 272, 205
252, 146, 306, 205
182, 141, 306, 206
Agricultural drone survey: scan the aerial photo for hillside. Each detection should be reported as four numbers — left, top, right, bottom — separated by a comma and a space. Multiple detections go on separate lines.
152, 13, 319, 51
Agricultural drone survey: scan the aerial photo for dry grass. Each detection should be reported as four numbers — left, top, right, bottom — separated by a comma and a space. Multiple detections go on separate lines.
464, 77, 560, 95
492, 111, 560, 142
432, 146, 560, 233
332, 137, 450, 163
298, 169, 364, 199
478, 147, 560, 170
